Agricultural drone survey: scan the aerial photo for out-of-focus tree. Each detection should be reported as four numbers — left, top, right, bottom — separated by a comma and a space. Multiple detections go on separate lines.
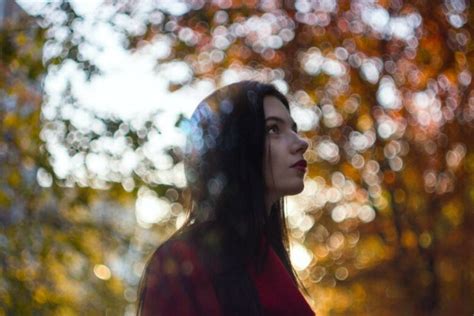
7, 0, 474, 315
0, 1, 178, 314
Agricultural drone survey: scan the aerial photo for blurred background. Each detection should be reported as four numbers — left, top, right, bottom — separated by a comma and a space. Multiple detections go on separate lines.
1, 0, 473, 315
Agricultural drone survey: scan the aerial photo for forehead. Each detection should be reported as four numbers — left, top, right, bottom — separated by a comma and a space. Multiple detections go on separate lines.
263, 95, 290, 119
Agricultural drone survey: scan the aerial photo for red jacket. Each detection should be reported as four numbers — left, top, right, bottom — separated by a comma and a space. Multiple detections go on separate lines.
140, 237, 315, 315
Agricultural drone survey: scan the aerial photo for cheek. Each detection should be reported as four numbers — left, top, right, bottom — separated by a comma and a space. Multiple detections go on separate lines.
271, 143, 287, 172
263, 144, 304, 196
264, 143, 286, 182
272, 143, 305, 194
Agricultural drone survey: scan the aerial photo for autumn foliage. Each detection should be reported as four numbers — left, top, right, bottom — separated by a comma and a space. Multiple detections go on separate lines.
1, 0, 474, 315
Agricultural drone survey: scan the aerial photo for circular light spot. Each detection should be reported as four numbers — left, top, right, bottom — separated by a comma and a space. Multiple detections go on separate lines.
94, 264, 111, 280
290, 242, 313, 271
335, 267, 349, 281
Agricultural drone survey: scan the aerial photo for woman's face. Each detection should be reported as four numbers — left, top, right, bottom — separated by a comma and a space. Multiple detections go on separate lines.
263, 95, 309, 207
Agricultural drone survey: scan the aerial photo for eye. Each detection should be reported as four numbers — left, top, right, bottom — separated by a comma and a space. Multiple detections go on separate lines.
292, 123, 298, 133
266, 124, 279, 134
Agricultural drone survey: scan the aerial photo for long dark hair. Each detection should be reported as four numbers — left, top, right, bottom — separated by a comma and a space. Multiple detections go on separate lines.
137, 80, 303, 315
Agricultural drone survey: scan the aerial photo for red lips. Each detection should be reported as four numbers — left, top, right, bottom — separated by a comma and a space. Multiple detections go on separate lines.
291, 159, 307, 169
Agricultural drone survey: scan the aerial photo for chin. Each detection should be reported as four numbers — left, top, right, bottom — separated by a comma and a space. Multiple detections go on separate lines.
283, 183, 305, 196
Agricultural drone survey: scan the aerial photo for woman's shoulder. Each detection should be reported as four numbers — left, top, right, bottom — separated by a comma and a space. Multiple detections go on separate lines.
140, 222, 224, 315
148, 220, 247, 277
144, 226, 215, 288
144, 240, 194, 285
147, 232, 198, 271
148, 221, 222, 270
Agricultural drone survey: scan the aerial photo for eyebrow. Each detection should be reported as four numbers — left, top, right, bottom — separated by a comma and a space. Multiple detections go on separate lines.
265, 116, 298, 131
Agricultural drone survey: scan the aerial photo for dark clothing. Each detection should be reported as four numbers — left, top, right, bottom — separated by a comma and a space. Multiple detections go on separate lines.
140, 223, 315, 316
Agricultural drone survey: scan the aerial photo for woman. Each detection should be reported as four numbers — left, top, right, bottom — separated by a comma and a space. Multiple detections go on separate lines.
137, 80, 314, 315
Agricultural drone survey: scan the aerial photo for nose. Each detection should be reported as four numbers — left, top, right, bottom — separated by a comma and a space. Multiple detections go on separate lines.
294, 134, 309, 154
